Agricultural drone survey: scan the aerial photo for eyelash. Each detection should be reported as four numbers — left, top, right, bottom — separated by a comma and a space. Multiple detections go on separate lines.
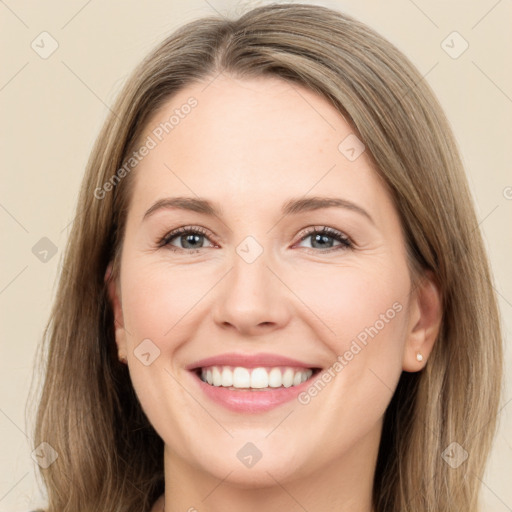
156, 225, 354, 254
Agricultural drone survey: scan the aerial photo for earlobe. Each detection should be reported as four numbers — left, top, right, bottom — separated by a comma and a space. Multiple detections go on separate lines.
105, 263, 128, 363
402, 272, 442, 372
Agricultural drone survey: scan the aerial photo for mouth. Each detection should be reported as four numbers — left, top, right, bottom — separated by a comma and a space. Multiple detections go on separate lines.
194, 365, 322, 391
186, 352, 324, 412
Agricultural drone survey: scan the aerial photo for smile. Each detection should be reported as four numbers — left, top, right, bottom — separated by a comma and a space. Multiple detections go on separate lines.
199, 365, 316, 390
187, 353, 323, 413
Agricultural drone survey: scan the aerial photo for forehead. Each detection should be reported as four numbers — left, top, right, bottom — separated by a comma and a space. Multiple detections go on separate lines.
128, 74, 393, 222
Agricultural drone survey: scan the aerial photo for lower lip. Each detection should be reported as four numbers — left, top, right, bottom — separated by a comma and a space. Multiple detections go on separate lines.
190, 371, 318, 413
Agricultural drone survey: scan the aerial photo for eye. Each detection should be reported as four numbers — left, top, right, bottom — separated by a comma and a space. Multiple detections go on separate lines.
157, 226, 216, 253
295, 226, 353, 252
157, 225, 354, 254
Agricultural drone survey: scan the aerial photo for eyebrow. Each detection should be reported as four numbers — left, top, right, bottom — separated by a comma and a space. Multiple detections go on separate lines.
143, 196, 374, 225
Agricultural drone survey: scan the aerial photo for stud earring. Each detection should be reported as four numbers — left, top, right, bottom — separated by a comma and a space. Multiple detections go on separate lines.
416, 352, 424, 362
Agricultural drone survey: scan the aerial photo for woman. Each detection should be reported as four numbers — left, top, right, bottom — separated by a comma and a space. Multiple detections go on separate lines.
30, 3, 503, 511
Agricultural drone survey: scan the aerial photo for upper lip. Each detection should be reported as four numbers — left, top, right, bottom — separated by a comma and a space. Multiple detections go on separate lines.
186, 352, 320, 370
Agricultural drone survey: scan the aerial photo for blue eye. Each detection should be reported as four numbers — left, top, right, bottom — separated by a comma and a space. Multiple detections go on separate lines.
158, 226, 214, 253
296, 226, 353, 252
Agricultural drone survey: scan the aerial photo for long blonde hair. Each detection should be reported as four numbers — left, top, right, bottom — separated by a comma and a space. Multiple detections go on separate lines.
29, 3, 503, 511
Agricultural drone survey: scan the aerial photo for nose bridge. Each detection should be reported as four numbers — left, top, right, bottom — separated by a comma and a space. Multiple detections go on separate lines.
213, 235, 289, 333
229, 236, 275, 311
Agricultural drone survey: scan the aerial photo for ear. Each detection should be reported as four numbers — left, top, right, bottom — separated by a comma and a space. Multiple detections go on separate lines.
402, 271, 442, 372
105, 263, 128, 364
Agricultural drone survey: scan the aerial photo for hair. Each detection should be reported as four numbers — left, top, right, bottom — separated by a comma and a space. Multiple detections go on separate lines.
28, 3, 503, 511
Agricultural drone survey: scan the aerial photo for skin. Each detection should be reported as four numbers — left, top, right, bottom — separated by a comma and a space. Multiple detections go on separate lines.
107, 74, 442, 512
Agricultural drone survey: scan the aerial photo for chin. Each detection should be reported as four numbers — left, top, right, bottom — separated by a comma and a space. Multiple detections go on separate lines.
193, 446, 314, 489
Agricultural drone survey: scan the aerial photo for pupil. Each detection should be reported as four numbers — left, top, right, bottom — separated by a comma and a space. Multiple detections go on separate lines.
183, 234, 201, 248
313, 233, 333, 248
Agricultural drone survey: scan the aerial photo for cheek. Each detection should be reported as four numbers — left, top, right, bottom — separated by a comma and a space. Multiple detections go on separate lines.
293, 262, 410, 351
297, 265, 410, 426
290, 268, 410, 454
118, 261, 202, 440
120, 258, 209, 344
293, 262, 410, 422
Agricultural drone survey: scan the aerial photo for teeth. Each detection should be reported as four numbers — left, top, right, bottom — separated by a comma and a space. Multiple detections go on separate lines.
212, 367, 222, 386
200, 366, 314, 389
268, 368, 282, 387
282, 368, 294, 388
221, 367, 233, 387
233, 367, 250, 388
250, 367, 268, 388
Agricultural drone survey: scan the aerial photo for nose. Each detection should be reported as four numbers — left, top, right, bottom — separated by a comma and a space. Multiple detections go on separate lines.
212, 248, 291, 336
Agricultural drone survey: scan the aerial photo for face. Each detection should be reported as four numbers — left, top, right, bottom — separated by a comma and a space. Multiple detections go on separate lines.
108, 74, 439, 489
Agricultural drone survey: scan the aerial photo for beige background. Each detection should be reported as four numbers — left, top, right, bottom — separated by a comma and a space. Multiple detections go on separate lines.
1, 0, 511, 510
